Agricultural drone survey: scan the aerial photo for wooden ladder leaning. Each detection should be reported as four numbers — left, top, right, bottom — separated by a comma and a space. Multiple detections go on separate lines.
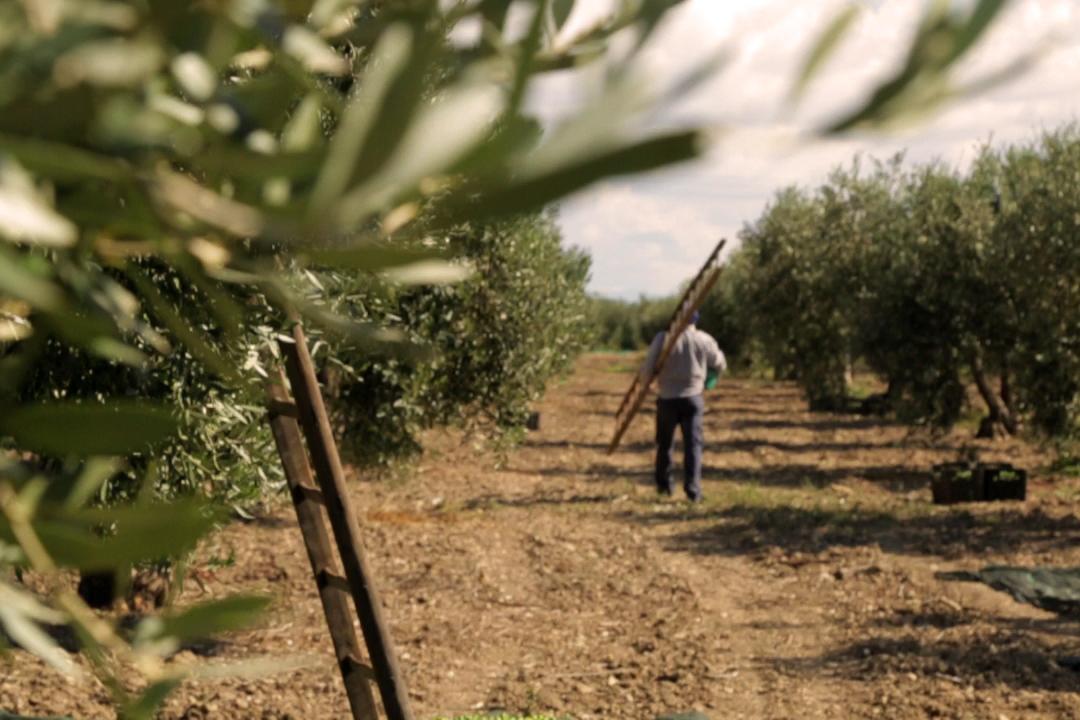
266, 323, 414, 720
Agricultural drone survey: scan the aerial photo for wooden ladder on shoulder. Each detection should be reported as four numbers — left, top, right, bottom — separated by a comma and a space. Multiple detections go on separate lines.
266, 323, 414, 720
607, 238, 727, 454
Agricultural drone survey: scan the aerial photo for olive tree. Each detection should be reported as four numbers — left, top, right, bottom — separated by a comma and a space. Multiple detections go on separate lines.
319, 210, 591, 465
993, 128, 1080, 436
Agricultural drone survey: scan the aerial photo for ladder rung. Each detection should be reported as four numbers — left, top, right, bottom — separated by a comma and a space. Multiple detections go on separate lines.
267, 399, 299, 418
317, 569, 351, 593
341, 654, 376, 680
290, 483, 324, 505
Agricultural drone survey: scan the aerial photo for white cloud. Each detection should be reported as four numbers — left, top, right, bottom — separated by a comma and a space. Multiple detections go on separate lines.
534, 0, 1080, 298
560, 181, 725, 297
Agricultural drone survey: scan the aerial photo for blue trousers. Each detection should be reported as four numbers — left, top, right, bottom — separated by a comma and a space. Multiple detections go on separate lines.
655, 395, 704, 500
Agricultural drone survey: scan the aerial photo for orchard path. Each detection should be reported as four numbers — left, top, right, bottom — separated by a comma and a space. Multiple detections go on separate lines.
4, 353, 1080, 719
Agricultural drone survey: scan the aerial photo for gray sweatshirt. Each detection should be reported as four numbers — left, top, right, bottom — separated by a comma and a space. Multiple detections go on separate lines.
639, 326, 727, 399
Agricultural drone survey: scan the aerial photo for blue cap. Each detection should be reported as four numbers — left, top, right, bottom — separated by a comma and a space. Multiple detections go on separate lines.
691, 310, 700, 325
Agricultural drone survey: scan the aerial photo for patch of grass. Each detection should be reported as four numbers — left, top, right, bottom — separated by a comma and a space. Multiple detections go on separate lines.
603, 361, 640, 374
436, 716, 569, 720
720, 482, 771, 508
1050, 453, 1080, 477
953, 408, 985, 433
706, 478, 936, 525
846, 373, 887, 400
1054, 483, 1080, 503
714, 482, 824, 511
205, 548, 236, 569
847, 383, 875, 401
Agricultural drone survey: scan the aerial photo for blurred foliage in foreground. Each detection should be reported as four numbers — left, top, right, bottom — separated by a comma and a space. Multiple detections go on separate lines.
0, 0, 1017, 716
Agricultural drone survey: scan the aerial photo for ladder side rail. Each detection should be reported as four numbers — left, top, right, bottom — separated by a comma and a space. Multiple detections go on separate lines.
650, 267, 723, 379
607, 378, 653, 453
266, 378, 380, 720
280, 326, 414, 720
613, 374, 641, 424
658, 238, 726, 330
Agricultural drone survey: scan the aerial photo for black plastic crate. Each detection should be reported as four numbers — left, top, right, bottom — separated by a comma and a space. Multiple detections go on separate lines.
980, 462, 1027, 501
931, 461, 1027, 504
931, 462, 982, 504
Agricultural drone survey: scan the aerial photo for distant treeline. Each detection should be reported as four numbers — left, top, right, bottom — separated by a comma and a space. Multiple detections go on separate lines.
588, 273, 750, 369
589, 295, 674, 351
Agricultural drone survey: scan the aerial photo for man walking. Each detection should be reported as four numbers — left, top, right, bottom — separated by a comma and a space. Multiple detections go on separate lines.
639, 311, 726, 502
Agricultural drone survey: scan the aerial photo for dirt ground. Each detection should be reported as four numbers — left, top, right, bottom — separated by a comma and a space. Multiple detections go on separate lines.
3, 353, 1080, 719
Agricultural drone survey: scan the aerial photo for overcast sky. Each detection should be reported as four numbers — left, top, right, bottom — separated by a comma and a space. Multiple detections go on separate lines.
527, 0, 1080, 299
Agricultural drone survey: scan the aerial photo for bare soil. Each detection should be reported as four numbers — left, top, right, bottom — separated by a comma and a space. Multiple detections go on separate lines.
3, 353, 1080, 719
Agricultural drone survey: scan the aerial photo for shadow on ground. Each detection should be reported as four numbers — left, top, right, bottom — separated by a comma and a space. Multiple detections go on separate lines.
463, 492, 618, 511
701, 463, 930, 491
500, 462, 653, 483
871, 607, 1080, 637
521, 439, 653, 453
522, 437, 944, 460
1, 614, 227, 657
512, 453, 931, 493
728, 417, 896, 433
766, 624, 1080, 694
633, 504, 1080, 561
